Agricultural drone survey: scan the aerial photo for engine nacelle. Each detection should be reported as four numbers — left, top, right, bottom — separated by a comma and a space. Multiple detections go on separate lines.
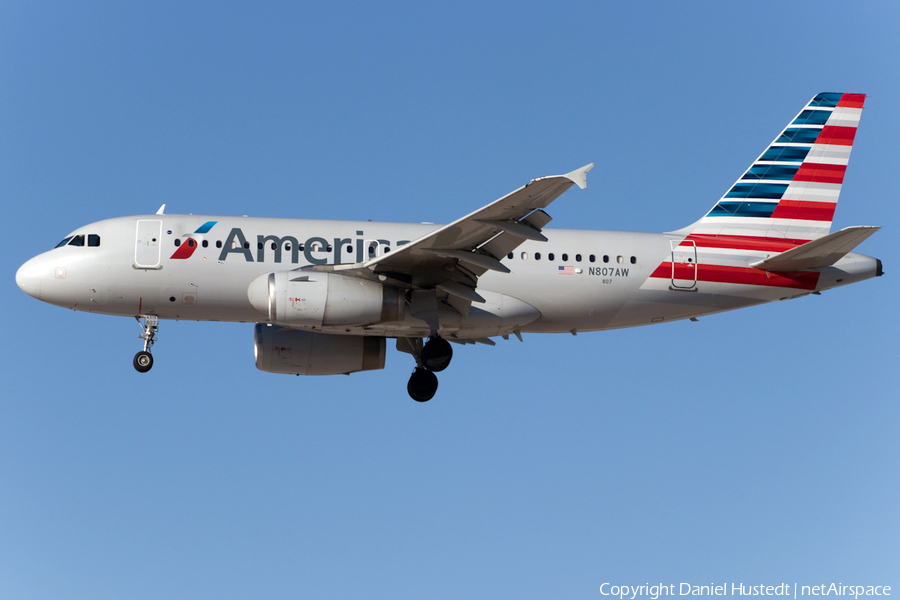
254, 324, 386, 375
247, 271, 404, 328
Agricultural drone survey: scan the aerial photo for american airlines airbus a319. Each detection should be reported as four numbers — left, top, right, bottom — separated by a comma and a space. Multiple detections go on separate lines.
16, 93, 883, 401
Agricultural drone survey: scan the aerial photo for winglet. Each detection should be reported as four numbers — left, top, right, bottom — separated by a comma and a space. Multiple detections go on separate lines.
565, 163, 595, 190
156, 204, 166, 215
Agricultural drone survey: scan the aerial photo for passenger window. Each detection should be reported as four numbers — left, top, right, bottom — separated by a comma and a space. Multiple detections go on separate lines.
535, 252, 541, 260
271, 242, 277, 250
88, 234, 100, 247
285, 243, 291, 251
174, 239, 181, 247
384, 247, 390, 253
575, 254, 582, 262
521, 252, 528, 260
617, 255, 623, 264
202, 240, 208, 248
346, 245, 353, 253
630, 256, 636, 264
243, 242, 250, 249
68, 235, 85, 247
603, 255, 609, 263
188, 239, 196, 248
55, 237, 73, 248
216, 241, 222, 248
589, 255, 596, 263
562, 253, 568, 261
548, 253, 555, 261
507, 253, 513, 259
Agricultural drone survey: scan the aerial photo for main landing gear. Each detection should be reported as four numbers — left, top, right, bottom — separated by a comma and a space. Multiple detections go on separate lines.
408, 367, 438, 402
133, 314, 158, 373
400, 336, 453, 402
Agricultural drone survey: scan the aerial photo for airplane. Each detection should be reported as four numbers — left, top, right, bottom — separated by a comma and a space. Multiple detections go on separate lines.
16, 92, 883, 402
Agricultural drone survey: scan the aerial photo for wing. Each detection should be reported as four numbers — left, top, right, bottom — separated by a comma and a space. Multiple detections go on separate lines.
314, 163, 594, 315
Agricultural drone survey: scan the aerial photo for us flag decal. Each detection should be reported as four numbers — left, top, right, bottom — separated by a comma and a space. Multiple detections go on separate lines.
558, 266, 574, 275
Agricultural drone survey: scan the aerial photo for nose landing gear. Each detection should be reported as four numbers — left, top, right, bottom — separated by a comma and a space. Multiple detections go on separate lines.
133, 315, 158, 373
398, 336, 453, 402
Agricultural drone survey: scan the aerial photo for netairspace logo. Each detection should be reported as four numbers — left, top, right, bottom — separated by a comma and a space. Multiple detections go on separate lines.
600, 584, 892, 600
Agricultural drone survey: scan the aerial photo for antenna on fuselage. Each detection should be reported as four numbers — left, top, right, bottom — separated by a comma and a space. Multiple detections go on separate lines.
156, 204, 166, 215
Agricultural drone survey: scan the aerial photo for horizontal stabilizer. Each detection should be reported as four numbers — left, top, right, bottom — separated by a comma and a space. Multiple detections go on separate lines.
750, 226, 880, 271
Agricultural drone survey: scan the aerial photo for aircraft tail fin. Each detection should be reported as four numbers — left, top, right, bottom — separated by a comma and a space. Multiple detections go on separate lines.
681, 93, 866, 243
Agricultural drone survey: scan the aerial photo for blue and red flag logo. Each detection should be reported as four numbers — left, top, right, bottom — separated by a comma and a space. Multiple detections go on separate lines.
170, 221, 217, 259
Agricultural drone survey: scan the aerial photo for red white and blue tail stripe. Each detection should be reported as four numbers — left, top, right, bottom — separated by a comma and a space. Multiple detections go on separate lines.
683, 92, 865, 243
649, 94, 867, 292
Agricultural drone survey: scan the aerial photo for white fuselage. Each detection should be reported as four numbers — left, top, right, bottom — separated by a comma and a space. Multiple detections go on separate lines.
16, 214, 880, 340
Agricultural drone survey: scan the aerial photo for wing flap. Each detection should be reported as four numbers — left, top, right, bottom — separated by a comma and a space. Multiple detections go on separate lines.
423, 248, 511, 273
522, 209, 552, 230
475, 219, 548, 241
436, 279, 486, 303
750, 226, 880, 271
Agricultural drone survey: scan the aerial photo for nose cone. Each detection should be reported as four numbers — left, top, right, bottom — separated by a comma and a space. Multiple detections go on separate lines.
16, 256, 43, 300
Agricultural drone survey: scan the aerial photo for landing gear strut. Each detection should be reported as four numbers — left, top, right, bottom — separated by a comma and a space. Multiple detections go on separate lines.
133, 314, 158, 373
398, 336, 453, 402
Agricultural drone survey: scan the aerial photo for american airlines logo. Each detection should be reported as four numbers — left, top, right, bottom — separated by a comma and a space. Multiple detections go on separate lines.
169, 221, 218, 260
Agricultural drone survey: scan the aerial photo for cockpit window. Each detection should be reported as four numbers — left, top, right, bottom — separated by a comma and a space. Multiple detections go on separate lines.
88, 234, 100, 247
68, 235, 85, 247
55, 236, 73, 248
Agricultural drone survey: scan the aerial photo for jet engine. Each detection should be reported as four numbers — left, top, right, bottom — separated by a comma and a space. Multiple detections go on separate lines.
254, 324, 386, 375
247, 271, 404, 328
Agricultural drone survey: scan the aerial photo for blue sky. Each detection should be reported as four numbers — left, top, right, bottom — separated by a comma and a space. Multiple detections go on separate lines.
2, 1, 898, 598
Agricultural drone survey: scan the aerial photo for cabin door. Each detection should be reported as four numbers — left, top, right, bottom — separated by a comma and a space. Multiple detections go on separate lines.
135, 220, 162, 268
670, 239, 697, 290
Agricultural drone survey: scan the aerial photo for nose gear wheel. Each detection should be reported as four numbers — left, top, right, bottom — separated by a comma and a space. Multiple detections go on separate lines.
133, 315, 159, 373
133, 351, 153, 372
